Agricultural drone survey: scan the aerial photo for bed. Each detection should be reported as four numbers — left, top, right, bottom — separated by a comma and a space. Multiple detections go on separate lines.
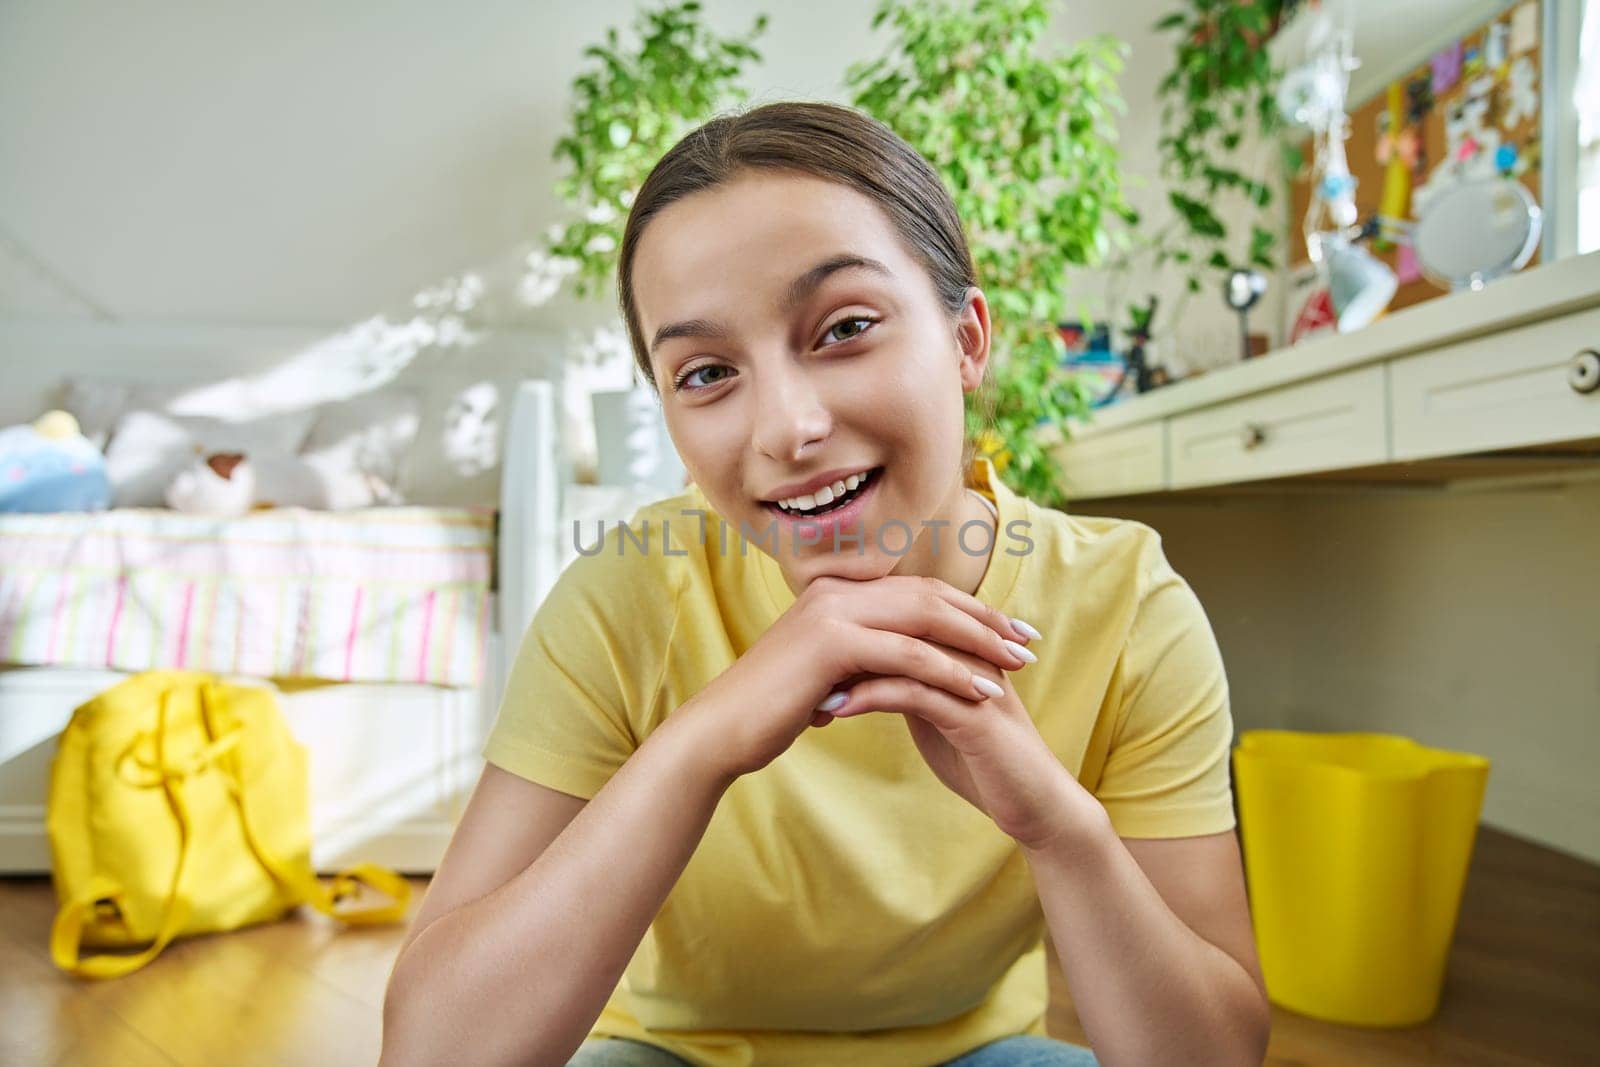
0, 380, 668, 874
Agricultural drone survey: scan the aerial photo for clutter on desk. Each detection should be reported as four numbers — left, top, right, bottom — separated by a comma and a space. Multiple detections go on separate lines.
1281, 6, 1400, 338
1223, 268, 1270, 361
1058, 295, 1186, 405
1057, 321, 1128, 407
1284, 0, 1545, 337
1406, 177, 1542, 291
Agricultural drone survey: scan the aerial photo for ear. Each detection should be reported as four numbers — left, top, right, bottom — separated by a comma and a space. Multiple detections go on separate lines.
955, 287, 992, 393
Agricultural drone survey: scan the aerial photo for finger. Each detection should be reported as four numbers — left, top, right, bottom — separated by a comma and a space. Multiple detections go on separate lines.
848, 630, 1002, 703
848, 577, 1035, 672
905, 574, 1038, 646
923, 641, 1013, 698
826, 675, 983, 732
897, 573, 1033, 642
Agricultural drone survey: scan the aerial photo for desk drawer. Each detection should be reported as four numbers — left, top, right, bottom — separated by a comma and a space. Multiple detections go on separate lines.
1169, 364, 1387, 489
1056, 420, 1165, 499
1389, 307, 1600, 460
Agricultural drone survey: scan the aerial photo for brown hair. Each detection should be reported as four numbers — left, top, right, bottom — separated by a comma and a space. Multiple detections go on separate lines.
616, 100, 993, 477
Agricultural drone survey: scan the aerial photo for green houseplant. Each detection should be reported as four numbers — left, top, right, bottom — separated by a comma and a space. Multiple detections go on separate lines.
1149, 0, 1303, 294
540, 0, 769, 307
847, 0, 1134, 509
536, 0, 767, 486
540, 0, 1133, 507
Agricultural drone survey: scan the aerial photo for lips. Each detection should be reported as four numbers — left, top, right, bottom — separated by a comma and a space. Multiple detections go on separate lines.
760, 466, 883, 541
762, 465, 880, 507
768, 466, 882, 516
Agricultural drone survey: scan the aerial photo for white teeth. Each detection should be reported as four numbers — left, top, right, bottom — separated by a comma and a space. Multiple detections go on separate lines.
775, 467, 876, 512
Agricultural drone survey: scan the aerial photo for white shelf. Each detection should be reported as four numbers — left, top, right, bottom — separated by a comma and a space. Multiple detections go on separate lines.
1054, 253, 1600, 500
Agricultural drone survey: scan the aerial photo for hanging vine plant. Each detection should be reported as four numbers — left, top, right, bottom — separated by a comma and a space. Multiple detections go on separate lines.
848, 0, 1135, 509
1151, 0, 1306, 292
543, 1, 769, 303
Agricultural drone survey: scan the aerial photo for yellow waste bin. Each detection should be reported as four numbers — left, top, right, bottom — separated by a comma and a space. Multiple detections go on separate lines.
1232, 730, 1490, 1027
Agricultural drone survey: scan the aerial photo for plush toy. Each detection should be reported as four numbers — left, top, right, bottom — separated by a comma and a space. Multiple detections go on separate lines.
87, 385, 419, 515
0, 411, 112, 513
164, 452, 258, 517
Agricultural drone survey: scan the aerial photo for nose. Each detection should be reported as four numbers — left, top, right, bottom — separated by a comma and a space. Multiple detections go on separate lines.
749, 358, 832, 463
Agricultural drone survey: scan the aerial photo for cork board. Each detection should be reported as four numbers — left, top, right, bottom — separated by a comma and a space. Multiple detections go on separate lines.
1287, 0, 1544, 317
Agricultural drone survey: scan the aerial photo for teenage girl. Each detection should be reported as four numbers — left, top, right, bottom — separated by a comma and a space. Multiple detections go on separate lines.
381, 101, 1269, 1067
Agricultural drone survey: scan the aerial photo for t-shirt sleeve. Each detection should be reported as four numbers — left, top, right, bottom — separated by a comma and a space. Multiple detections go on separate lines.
481, 524, 682, 800
1094, 531, 1237, 839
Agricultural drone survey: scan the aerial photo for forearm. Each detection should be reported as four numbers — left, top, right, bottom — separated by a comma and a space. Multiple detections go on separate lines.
1023, 807, 1270, 1067
381, 703, 733, 1067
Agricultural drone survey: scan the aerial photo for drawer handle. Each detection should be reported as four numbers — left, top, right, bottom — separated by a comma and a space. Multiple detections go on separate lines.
1571, 350, 1600, 395
1240, 423, 1268, 450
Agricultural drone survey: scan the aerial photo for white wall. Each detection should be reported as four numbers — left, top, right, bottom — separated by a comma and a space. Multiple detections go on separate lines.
0, 1, 1504, 450
0, 0, 894, 500
0, 0, 898, 330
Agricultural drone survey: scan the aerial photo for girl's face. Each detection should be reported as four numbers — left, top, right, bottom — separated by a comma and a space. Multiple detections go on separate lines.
632, 169, 991, 590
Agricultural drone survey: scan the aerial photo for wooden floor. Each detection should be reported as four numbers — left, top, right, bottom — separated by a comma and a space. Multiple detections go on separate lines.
3, 824, 1595, 1066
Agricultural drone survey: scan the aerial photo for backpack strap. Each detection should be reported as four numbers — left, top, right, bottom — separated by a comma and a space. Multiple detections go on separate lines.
51, 686, 205, 979
200, 681, 411, 925
52, 871, 195, 979
51, 679, 409, 980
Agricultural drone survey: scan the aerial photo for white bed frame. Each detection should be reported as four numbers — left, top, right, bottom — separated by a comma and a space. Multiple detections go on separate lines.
0, 379, 581, 875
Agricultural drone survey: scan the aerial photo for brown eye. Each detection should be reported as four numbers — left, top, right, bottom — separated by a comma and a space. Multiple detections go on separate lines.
824, 316, 877, 345
675, 363, 733, 391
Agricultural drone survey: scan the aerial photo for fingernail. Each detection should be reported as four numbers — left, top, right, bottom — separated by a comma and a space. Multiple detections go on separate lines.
817, 690, 849, 712
1010, 617, 1042, 641
1002, 639, 1036, 664
972, 675, 1004, 699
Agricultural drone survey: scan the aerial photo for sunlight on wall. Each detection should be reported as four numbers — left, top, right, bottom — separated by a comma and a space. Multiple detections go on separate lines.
442, 382, 500, 478
165, 274, 488, 420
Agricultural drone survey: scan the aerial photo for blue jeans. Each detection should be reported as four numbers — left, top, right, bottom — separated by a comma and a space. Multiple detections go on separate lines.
568, 1034, 1099, 1065
940, 1034, 1100, 1066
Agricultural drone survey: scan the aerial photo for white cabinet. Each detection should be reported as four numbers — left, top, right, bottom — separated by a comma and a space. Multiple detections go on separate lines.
1388, 307, 1600, 461
1054, 253, 1600, 501
1168, 365, 1387, 489
1057, 421, 1165, 499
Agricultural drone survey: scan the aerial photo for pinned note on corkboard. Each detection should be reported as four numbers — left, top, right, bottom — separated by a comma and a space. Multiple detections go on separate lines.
1287, 0, 1543, 317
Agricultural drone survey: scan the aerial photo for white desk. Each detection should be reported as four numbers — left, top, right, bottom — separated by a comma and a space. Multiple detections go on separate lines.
1051, 252, 1600, 501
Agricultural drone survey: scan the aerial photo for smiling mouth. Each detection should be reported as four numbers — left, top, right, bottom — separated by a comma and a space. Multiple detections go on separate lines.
762, 466, 884, 518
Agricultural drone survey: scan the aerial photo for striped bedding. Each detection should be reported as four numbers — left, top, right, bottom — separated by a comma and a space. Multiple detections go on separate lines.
0, 506, 494, 687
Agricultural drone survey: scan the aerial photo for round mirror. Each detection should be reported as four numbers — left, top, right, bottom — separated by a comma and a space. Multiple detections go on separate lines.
1412, 178, 1542, 292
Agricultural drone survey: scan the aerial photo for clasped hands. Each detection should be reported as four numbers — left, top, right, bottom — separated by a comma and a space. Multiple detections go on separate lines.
717, 573, 1103, 853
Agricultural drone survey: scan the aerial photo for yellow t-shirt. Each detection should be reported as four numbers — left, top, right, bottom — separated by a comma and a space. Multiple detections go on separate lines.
482, 457, 1236, 1067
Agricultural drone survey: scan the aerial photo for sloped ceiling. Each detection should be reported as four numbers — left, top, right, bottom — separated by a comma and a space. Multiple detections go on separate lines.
0, 0, 1505, 330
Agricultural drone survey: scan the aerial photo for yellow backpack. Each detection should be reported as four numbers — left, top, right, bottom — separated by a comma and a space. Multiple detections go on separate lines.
47, 670, 413, 978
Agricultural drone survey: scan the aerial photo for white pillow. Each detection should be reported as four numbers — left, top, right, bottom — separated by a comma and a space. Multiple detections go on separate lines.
252, 452, 392, 511
303, 389, 420, 503
102, 408, 317, 507
70, 377, 416, 509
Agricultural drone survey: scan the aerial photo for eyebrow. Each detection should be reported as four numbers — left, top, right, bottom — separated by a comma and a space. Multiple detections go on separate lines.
648, 253, 894, 357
